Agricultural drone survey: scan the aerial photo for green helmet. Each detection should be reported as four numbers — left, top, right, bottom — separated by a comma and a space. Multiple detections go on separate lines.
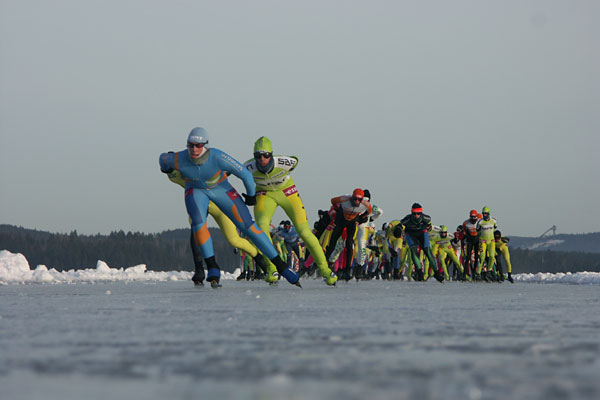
254, 136, 273, 154
482, 206, 491, 214
440, 225, 448, 233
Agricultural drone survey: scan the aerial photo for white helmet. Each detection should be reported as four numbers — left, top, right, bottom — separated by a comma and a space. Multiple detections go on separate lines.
187, 127, 209, 145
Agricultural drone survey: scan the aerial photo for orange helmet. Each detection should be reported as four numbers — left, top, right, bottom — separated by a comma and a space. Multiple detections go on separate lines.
352, 188, 364, 200
469, 209, 478, 217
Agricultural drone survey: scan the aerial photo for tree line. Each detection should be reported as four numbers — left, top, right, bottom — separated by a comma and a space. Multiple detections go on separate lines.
1, 224, 599, 274
0, 225, 238, 272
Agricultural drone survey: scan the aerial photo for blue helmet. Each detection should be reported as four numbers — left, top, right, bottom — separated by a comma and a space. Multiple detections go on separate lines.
187, 127, 209, 145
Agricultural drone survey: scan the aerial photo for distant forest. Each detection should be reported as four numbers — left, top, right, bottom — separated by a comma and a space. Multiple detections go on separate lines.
0, 225, 238, 272
1, 224, 599, 274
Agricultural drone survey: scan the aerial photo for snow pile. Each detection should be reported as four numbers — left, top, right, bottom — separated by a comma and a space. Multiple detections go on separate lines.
0, 250, 237, 284
0, 250, 33, 283
515, 271, 600, 284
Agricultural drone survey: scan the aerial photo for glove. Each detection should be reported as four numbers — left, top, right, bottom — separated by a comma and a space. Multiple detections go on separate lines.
393, 225, 403, 238
357, 212, 369, 224
242, 193, 256, 206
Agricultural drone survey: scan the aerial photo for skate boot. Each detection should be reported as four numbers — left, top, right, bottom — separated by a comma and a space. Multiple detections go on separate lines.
282, 268, 301, 287
207, 267, 222, 288
433, 269, 444, 283
343, 267, 352, 282
354, 266, 362, 281
254, 269, 264, 280
270, 256, 301, 287
192, 264, 205, 287
265, 267, 279, 284
507, 273, 514, 283
236, 271, 246, 281
321, 266, 338, 286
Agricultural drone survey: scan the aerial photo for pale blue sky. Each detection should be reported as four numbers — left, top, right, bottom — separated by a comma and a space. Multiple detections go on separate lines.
1, 0, 598, 237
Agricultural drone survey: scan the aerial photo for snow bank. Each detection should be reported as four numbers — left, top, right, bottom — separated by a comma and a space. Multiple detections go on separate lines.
515, 271, 600, 285
0, 250, 237, 284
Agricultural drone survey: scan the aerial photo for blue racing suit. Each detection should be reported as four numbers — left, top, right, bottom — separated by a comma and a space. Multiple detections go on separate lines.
159, 148, 280, 261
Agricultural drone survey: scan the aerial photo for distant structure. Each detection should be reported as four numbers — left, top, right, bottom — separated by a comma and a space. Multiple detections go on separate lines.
539, 225, 557, 238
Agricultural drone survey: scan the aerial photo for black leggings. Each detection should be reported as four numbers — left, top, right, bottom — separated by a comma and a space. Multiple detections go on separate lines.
324, 212, 357, 268
285, 241, 303, 268
464, 239, 479, 275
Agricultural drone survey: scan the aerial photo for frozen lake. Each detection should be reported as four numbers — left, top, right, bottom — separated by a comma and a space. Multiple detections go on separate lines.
1, 279, 599, 400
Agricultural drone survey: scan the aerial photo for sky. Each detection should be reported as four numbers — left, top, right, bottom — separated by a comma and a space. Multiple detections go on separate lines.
1, 0, 598, 237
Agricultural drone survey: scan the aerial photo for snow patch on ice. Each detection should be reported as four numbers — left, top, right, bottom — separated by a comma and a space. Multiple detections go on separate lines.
0, 250, 236, 284
515, 271, 600, 284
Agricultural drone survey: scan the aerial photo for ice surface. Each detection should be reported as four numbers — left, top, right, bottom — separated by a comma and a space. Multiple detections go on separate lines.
1, 251, 599, 400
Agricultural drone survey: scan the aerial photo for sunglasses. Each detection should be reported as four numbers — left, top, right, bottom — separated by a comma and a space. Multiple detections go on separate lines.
187, 142, 205, 149
352, 196, 363, 203
254, 152, 272, 159
412, 212, 422, 217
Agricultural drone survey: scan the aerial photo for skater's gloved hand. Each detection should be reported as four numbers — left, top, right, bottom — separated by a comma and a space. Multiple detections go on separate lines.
393, 225, 403, 238
242, 193, 256, 206
357, 212, 369, 224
